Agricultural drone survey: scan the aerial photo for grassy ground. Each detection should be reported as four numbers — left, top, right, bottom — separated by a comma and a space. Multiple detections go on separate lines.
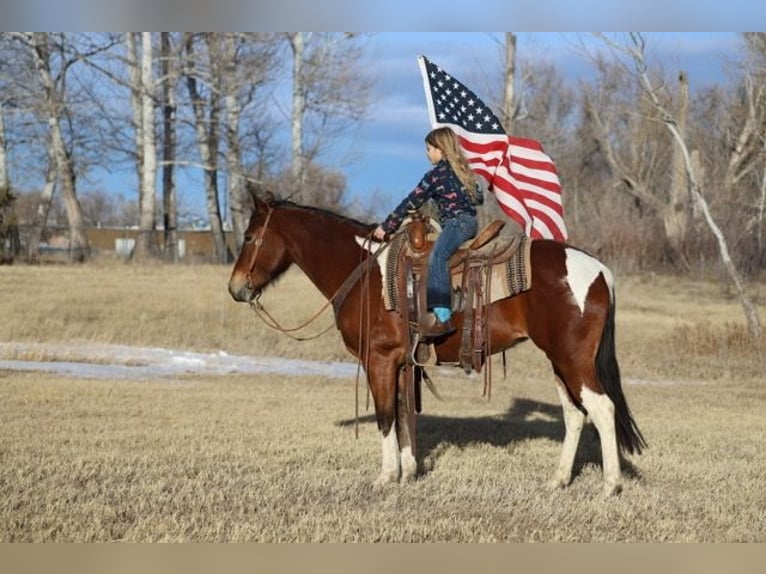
1, 259, 765, 542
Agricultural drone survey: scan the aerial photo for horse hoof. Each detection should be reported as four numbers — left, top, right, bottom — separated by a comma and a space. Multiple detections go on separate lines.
400, 458, 418, 483
546, 477, 568, 491
602, 482, 623, 497
373, 473, 399, 490
400, 470, 418, 484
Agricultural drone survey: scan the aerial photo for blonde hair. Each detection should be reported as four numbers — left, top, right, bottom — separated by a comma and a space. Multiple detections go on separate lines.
426, 127, 478, 201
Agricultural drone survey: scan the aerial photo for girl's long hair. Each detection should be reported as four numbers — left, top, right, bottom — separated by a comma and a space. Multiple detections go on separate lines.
426, 127, 478, 202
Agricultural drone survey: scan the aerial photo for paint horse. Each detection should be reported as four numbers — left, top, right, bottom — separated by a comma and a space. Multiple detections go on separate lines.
228, 193, 646, 496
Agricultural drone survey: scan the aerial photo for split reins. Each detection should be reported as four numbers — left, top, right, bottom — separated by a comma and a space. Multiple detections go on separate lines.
245, 204, 387, 341
242, 202, 394, 439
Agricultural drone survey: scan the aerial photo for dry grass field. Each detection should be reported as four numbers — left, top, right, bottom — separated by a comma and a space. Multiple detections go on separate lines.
1, 258, 765, 542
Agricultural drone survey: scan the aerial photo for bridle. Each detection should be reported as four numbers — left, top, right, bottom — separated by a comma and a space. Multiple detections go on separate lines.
243, 204, 329, 341
239, 206, 399, 437
244, 204, 275, 296
242, 203, 385, 342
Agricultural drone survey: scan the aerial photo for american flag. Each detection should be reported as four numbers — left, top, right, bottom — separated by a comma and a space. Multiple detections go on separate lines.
418, 55, 568, 241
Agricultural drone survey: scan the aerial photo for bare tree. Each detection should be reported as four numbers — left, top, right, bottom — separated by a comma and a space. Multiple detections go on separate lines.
286, 32, 306, 194
725, 33, 766, 271
221, 33, 244, 249
0, 103, 8, 196
220, 33, 280, 250
160, 32, 179, 261
502, 32, 517, 132
0, 101, 18, 261
747, 33, 766, 259
283, 33, 372, 205
598, 33, 762, 338
183, 33, 228, 263
23, 33, 90, 262
582, 51, 688, 264
134, 32, 159, 259
25, 145, 58, 260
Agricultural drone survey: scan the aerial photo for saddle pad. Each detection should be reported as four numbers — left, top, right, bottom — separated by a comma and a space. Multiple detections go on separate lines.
499, 234, 532, 298
356, 233, 532, 312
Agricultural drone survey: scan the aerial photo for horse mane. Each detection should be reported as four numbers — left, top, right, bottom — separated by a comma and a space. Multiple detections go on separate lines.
247, 182, 374, 232
271, 199, 376, 235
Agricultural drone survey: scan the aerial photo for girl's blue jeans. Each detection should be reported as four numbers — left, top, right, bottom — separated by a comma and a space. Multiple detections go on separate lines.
426, 213, 478, 311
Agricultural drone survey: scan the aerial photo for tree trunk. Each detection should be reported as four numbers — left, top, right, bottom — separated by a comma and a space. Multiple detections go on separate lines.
222, 33, 247, 252
663, 71, 691, 269
185, 34, 227, 263
758, 160, 766, 255
0, 104, 18, 262
288, 32, 306, 200
133, 32, 158, 260
502, 32, 517, 133
160, 32, 178, 262
126, 33, 144, 224
26, 146, 57, 262
0, 105, 8, 194
31, 32, 89, 262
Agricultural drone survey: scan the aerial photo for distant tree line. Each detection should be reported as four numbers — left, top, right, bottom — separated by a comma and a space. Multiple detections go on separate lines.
0, 32, 764, 282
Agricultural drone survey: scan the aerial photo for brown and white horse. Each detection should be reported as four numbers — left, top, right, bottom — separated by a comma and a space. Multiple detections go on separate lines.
228, 194, 646, 496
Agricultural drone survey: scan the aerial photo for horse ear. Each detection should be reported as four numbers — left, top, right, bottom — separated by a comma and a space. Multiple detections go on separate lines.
245, 181, 275, 214
245, 180, 260, 213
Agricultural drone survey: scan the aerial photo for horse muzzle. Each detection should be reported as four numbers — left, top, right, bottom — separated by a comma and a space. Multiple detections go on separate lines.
228, 275, 260, 302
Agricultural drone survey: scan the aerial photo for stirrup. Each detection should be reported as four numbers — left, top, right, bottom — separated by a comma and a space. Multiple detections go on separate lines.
411, 336, 436, 367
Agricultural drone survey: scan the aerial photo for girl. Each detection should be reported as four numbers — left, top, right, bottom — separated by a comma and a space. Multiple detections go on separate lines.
373, 126, 483, 338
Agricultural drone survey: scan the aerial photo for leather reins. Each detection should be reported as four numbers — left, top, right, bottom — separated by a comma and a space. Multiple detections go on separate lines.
244, 205, 386, 341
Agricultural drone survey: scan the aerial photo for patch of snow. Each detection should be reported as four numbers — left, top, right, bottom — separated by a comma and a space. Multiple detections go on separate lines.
0, 342, 358, 381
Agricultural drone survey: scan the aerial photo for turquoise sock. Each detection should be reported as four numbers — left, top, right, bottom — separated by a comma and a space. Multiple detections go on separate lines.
433, 306, 452, 322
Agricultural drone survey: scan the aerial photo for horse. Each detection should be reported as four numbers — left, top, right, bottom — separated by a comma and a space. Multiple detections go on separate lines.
228, 193, 646, 496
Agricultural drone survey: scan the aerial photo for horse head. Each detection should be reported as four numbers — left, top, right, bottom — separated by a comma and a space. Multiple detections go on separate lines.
228, 192, 293, 303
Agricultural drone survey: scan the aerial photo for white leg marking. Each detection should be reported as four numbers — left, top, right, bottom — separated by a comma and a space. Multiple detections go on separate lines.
374, 422, 400, 488
548, 379, 586, 490
581, 387, 623, 496
564, 248, 614, 313
400, 446, 417, 483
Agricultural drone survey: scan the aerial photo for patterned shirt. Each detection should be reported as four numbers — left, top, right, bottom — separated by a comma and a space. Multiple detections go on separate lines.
380, 159, 483, 234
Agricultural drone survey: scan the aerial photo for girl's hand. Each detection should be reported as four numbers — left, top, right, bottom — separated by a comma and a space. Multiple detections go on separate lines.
373, 226, 386, 241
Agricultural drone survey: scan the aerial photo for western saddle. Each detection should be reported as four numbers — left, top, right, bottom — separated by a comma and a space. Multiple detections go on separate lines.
384, 213, 529, 377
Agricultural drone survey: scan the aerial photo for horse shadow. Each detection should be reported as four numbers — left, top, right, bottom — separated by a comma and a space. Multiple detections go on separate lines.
337, 396, 640, 482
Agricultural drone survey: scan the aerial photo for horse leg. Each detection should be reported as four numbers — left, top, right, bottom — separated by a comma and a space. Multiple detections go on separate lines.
548, 377, 586, 490
368, 358, 401, 488
396, 364, 417, 483
375, 420, 400, 488
580, 387, 623, 496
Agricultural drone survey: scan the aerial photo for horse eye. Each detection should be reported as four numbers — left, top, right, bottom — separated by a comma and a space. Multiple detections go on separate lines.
244, 234, 253, 243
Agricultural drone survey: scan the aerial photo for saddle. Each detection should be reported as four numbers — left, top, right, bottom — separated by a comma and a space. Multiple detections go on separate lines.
381, 214, 532, 375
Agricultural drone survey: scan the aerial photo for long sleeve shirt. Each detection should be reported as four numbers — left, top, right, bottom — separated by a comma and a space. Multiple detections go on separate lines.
379, 159, 483, 234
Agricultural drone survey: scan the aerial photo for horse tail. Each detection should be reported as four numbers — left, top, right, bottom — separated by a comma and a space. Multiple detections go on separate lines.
596, 286, 647, 455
